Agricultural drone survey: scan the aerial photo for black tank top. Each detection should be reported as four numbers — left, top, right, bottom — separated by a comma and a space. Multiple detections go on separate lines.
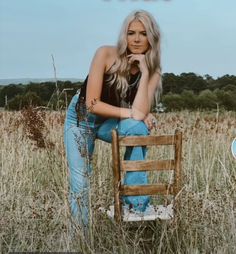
78, 71, 141, 108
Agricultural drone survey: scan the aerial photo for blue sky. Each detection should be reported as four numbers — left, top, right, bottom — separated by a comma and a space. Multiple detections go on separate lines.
0, 0, 236, 79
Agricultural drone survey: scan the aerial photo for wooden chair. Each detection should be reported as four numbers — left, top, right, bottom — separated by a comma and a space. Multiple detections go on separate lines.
111, 129, 183, 223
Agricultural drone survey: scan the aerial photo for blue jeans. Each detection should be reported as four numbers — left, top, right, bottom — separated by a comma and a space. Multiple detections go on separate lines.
64, 94, 150, 226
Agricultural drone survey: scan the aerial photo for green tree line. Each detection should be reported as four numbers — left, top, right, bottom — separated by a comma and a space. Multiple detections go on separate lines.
0, 80, 82, 110
161, 73, 236, 111
0, 73, 236, 111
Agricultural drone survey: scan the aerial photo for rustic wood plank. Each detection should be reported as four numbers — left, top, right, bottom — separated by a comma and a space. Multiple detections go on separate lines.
120, 184, 174, 196
111, 129, 122, 223
121, 159, 175, 171
174, 130, 182, 195
119, 135, 175, 146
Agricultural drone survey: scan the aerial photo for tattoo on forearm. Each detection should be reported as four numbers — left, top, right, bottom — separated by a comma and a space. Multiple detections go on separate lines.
87, 98, 98, 113
76, 97, 98, 121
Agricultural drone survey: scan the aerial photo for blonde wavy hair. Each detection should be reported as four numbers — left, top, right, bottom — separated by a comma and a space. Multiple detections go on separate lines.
107, 10, 162, 104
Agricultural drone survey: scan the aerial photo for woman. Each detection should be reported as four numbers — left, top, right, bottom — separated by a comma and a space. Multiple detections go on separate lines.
64, 10, 162, 228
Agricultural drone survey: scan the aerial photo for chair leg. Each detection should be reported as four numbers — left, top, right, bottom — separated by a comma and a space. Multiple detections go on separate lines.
112, 129, 122, 223
173, 130, 183, 219
174, 130, 182, 195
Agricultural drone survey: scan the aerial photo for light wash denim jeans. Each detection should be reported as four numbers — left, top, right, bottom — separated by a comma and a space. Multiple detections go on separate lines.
64, 94, 150, 226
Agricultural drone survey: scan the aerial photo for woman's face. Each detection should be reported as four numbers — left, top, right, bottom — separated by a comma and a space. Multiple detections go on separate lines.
127, 20, 150, 54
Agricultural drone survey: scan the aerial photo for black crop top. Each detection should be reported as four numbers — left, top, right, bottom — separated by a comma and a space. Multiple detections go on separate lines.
78, 71, 141, 108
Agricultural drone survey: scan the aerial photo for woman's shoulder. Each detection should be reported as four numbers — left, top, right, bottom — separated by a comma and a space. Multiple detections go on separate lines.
94, 46, 117, 72
95, 45, 117, 57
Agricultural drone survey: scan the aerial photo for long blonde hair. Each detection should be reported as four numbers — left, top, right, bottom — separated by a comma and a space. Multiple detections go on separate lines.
107, 10, 162, 103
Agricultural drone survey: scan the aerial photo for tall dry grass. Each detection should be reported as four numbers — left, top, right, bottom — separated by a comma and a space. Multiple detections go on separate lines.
0, 109, 235, 253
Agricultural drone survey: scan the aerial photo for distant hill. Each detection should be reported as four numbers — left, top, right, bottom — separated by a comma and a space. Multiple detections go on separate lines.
0, 78, 83, 86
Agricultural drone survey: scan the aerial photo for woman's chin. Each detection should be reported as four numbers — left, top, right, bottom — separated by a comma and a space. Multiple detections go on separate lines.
130, 50, 144, 54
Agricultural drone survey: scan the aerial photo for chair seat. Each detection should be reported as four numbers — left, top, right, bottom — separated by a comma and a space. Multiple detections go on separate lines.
99, 204, 174, 221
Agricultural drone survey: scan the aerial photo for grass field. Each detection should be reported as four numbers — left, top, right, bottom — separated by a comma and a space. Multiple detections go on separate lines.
0, 109, 235, 253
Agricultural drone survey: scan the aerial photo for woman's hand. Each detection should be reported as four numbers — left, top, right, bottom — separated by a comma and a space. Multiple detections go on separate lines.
128, 54, 149, 75
143, 113, 157, 130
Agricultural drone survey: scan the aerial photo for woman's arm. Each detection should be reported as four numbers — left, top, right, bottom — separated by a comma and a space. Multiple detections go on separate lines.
85, 47, 131, 118
129, 54, 161, 120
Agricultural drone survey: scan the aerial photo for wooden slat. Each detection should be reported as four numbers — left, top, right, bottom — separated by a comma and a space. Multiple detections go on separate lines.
121, 159, 175, 171
111, 129, 122, 223
174, 130, 182, 195
119, 135, 175, 146
120, 184, 174, 196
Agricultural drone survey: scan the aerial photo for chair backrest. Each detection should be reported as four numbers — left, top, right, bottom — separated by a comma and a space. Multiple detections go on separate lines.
111, 129, 183, 223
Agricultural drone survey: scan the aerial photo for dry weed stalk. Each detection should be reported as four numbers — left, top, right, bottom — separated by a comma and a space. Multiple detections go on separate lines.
21, 107, 54, 149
